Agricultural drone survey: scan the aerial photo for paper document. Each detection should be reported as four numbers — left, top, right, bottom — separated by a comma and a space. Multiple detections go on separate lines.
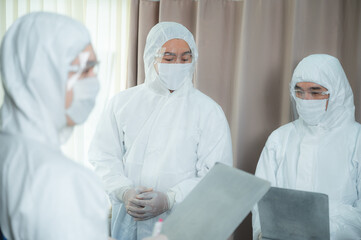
161, 163, 271, 240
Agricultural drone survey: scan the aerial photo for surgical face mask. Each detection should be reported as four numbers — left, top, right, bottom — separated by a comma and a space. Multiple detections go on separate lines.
157, 63, 192, 91
66, 76, 100, 124
295, 97, 328, 126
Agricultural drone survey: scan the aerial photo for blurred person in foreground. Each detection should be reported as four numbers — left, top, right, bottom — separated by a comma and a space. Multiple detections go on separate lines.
0, 12, 108, 239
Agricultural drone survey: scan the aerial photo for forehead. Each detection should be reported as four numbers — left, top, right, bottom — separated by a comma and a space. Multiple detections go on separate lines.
295, 81, 327, 90
161, 39, 190, 52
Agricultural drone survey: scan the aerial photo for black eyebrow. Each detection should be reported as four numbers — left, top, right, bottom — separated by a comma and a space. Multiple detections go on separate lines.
294, 85, 326, 91
181, 51, 192, 56
309, 87, 322, 91
163, 52, 177, 56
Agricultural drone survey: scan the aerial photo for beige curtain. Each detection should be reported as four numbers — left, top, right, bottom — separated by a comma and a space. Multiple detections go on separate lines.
127, 0, 361, 239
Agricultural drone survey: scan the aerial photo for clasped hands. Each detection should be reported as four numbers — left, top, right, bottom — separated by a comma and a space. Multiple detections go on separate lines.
123, 187, 169, 221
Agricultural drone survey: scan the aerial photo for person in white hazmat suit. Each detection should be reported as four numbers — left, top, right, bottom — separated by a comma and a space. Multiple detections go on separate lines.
0, 12, 109, 239
252, 54, 361, 240
89, 22, 233, 240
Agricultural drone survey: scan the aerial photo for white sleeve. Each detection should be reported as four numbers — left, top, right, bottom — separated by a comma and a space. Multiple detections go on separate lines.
329, 140, 361, 239
170, 108, 233, 203
252, 142, 278, 240
329, 203, 361, 239
88, 100, 133, 198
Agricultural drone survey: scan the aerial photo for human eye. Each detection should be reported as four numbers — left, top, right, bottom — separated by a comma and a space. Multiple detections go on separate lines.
295, 90, 304, 96
311, 91, 322, 97
181, 53, 192, 62
79, 66, 95, 79
164, 58, 174, 62
162, 56, 175, 62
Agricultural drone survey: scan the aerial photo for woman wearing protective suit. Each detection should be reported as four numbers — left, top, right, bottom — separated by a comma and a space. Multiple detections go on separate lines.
89, 22, 233, 240
252, 54, 361, 239
0, 12, 108, 239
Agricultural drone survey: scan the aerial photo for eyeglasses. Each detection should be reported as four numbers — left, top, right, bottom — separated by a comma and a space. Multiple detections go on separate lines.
155, 48, 193, 63
294, 90, 329, 99
67, 60, 99, 90
69, 60, 99, 75
161, 52, 192, 63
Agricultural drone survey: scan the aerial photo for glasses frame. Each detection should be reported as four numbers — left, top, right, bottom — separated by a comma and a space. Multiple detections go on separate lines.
155, 47, 193, 64
294, 89, 330, 99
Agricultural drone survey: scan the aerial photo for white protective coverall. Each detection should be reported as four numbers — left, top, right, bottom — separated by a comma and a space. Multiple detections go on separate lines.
252, 54, 361, 240
89, 22, 233, 240
0, 12, 108, 240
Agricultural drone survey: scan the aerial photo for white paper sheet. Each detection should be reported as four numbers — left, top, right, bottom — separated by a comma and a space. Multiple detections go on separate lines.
161, 163, 271, 240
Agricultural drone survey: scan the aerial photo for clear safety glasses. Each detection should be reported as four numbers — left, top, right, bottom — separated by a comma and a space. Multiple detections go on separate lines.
69, 60, 99, 76
67, 51, 99, 90
294, 90, 330, 100
155, 47, 193, 64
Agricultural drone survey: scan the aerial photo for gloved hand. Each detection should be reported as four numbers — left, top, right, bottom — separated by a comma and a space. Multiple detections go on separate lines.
127, 190, 169, 221
258, 233, 262, 240
120, 187, 152, 213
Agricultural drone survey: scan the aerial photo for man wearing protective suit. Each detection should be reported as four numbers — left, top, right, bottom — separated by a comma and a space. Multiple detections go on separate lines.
252, 54, 361, 240
0, 12, 109, 239
89, 22, 233, 240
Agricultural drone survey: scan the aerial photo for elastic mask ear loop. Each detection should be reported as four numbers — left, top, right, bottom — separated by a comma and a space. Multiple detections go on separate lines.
153, 47, 163, 74
66, 51, 90, 90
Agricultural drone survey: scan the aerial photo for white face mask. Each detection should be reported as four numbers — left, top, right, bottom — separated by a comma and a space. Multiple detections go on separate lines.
66, 76, 100, 124
295, 98, 328, 126
157, 63, 192, 90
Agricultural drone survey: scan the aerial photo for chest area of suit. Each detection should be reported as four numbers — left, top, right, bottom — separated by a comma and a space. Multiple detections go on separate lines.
115, 96, 201, 155
276, 130, 358, 196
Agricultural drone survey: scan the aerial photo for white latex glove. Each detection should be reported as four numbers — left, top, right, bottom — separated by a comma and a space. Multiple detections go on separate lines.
142, 234, 168, 240
258, 233, 262, 240
128, 191, 169, 221
120, 187, 152, 214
